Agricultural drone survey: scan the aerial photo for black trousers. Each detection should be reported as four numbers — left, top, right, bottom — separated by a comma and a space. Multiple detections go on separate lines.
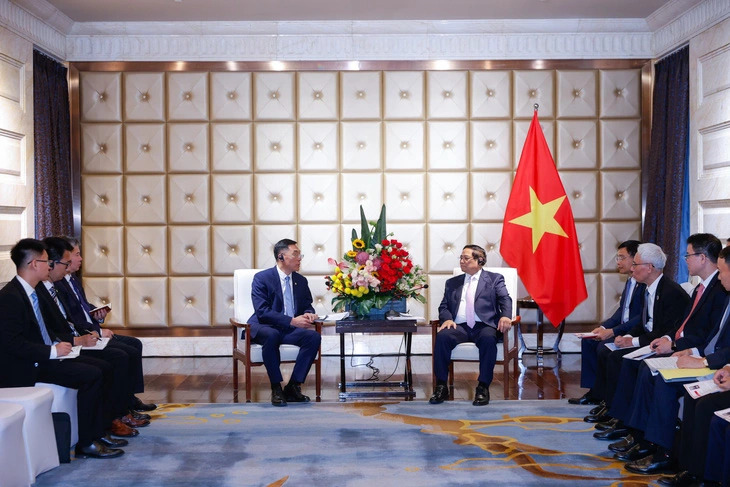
433, 322, 498, 386
109, 333, 144, 395
679, 389, 730, 477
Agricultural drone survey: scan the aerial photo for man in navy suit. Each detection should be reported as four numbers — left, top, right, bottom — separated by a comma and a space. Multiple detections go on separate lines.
248, 239, 321, 406
430, 244, 513, 406
569, 240, 645, 405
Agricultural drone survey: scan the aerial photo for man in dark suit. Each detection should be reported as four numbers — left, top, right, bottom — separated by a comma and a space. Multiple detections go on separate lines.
248, 238, 321, 406
588, 243, 689, 430
430, 244, 513, 406
54, 236, 155, 413
569, 240, 645, 405
0, 238, 123, 458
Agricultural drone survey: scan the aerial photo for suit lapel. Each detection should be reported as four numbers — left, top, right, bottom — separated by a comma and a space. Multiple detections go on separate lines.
11, 277, 45, 342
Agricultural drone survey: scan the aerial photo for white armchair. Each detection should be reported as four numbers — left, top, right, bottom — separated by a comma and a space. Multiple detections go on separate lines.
430, 267, 520, 400
230, 269, 322, 403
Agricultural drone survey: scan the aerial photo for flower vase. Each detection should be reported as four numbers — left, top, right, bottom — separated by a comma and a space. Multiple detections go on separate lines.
347, 298, 407, 320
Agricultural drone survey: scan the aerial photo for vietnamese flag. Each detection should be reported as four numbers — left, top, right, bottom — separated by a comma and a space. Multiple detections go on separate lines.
500, 109, 587, 326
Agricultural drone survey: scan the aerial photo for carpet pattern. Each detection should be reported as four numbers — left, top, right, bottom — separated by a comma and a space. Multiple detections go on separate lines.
35, 400, 663, 486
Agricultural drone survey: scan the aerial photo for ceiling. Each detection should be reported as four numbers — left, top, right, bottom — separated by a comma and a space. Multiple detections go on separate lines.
44, 0, 672, 22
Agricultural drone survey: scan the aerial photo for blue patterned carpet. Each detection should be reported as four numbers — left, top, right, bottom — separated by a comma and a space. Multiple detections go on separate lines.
35, 400, 663, 486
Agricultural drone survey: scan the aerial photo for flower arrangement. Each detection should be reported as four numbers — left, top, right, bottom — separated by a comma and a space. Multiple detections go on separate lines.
325, 205, 427, 317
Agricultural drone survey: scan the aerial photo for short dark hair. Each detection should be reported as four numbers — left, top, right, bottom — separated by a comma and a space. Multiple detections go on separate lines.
10, 238, 46, 270
273, 239, 297, 260
618, 240, 641, 257
687, 233, 722, 264
62, 236, 80, 248
463, 244, 487, 266
43, 237, 74, 262
719, 246, 730, 264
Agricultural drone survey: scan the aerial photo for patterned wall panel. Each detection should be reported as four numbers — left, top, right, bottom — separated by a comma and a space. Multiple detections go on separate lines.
76, 65, 644, 329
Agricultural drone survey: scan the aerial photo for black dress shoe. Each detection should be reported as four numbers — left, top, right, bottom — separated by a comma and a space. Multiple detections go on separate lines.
595, 418, 619, 431
283, 383, 310, 403
429, 384, 449, 404
132, 396, 157, 412
75, 440, 124, 459
589, 402, 606, 415
585, 406, 612, 424
99, 434, 128, 448
128, 409, 151, 421
626, 451, 673, 474
593, 425, 629, 440
271, 384, 287, 407
609, 434, 635, 453
615, 443, 656, 461
568, 392, 600, 405
473, 384, 490, 406
658, 470, 697, 487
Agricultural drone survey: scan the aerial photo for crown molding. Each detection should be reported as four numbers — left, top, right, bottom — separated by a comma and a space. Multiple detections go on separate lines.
2, 0, 728, 62
0, 0, 66, 58
652, 0, 730, 58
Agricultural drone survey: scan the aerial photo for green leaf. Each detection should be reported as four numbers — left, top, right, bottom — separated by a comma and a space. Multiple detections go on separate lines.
351, 228, 358, 242
359, 205, 371, 249
372, 204, 387, 245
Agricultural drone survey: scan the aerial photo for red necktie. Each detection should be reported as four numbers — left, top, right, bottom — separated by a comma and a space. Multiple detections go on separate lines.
675, 283, 705, 340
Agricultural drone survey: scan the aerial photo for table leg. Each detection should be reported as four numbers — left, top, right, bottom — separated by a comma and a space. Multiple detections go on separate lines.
339, 332, 346, 401
536, 309, 544, 369
404, 332, 413, 400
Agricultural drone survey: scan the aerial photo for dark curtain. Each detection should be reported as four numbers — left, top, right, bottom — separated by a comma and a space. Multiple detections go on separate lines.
33, 50, 73, 239
642, 46, 689, 280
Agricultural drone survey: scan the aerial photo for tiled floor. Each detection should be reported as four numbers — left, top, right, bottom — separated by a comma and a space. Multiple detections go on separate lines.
137, 351, 585, 405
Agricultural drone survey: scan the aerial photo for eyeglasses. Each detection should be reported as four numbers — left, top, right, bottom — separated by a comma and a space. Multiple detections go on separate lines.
29, 259, 54, 269
459, 256, 474, 262
615, 255, 628, 262
684, 253, 703, 260
54, 260, 71, 268
630, 262, 653, 268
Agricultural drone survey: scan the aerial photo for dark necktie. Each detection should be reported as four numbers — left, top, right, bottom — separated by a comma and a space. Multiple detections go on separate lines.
704, 304, 730, 356
31, 291, 53, 345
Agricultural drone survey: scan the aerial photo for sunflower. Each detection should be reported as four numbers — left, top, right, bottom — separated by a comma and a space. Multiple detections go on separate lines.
352, 239, 365, 249
346, 250, 358, 258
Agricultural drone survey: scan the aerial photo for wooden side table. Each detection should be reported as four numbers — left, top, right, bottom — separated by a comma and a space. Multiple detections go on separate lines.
516, 298, 565, 368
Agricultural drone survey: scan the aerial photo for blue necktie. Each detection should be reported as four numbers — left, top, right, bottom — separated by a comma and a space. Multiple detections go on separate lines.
284, 276, 294, 317
705, 304, 730, 356
31, 291, 53, 345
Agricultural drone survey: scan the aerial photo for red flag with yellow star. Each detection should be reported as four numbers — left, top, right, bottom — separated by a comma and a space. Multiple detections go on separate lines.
500, 109, 587, 326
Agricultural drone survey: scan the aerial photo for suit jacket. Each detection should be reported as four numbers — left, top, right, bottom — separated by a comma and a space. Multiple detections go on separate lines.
627, 275, 690, 347
0, 277, 58, 387
438, 270, 512, 328
675, 273, 729, 351
54, 275, 100, 334
35, 283, 77, 343
702, 296, 730, 369
602, 278, 646, 336
247, 266, 315, 338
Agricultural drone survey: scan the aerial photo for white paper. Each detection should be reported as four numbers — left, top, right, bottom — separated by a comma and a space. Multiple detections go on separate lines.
714, 407, 730, 422
644, 356, 678, 375
318, 312, 350, 321
574, 332, 599, 339
685, 379, 721, 399
624, 345, 655, 360
604, 342, 618, 351
386, 315, 425, 321
56, 345, 81, 360
82, 337, 110, 350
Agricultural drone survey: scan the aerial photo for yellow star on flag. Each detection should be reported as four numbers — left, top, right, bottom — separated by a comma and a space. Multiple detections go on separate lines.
508, 187, 569, 252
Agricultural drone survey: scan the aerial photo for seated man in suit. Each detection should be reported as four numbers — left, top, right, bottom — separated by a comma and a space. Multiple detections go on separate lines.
248, 238, 321, 406
569, 240, 645, 406
0, 238, 123, 458
587, 243, 689, 429
55, 236, 155, 413
430, 244, 513, 406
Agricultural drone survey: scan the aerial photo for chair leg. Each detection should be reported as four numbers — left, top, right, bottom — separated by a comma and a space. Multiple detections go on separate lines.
502, 358, 509, 400
315, 356, 322, 402
448, 362, 455, 400
233, 358, 239, 403
245, 362, 252, 403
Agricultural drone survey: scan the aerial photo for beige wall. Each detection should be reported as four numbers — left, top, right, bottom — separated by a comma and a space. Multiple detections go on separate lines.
72, 61, 648, 330
0, 26, 34, 285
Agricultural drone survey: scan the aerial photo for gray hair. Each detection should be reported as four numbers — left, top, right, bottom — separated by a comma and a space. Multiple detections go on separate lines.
636, 243, 667, 269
